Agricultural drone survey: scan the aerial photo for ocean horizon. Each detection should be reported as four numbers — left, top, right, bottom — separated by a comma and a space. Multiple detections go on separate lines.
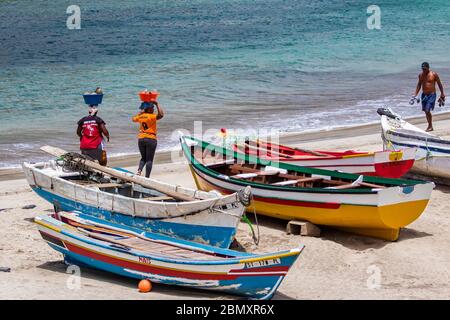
1, 0, 450, 168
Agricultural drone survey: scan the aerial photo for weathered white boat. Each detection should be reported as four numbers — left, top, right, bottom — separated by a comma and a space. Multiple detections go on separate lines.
22, 148, 251, 249
379, 108, 450, 180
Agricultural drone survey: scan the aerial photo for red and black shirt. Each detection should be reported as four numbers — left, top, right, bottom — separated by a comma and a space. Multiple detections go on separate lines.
77, 115, 105, 149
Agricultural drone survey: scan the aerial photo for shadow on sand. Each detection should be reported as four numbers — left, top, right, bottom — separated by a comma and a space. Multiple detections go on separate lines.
36, 260, 291, 300
244, 214, 432, 251
434, 184, 450, 194
318, 227, 432, 251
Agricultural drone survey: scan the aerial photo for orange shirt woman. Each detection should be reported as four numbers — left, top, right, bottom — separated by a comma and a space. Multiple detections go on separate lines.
132, 101, 164, 177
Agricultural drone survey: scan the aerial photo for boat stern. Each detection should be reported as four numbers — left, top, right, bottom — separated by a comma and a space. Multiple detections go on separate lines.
376, 182, 434, 232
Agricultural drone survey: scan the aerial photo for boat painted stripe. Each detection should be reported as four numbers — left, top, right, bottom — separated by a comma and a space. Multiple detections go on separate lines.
230, 266, 289, 273
387, 140, 450, 155
62, 240, 290, 278
252, 195, 341, 209
258, 156, 373, 162
387, 130, 450, 146
228, 271, 287, 276
259, 276, 284, 300
290, 159, 413, 168
341, 153, 374, 159
63, 241, 240, 280
35, 219, 61, 233
192, 168, 344, 209
239, 248, 302, 264
274, 161, 375, 167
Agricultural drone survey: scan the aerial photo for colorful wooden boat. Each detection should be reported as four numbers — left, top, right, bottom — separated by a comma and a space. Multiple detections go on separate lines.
379, 107, 450, 180
180, 135, 435, 241
232, 139, 415, 178
35, 211, 303, 300
23, 156, 251, 249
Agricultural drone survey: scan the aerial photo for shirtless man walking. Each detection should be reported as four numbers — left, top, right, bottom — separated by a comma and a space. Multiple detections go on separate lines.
413, 62, 445, 131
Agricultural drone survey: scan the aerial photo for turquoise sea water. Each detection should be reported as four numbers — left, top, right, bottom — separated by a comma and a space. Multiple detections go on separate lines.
1, 0, 449, 167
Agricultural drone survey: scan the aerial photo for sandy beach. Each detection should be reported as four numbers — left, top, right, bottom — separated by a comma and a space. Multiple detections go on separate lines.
1, 115, 450, 300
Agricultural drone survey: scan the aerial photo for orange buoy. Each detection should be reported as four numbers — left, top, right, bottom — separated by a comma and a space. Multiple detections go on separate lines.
138, 279, 152, 293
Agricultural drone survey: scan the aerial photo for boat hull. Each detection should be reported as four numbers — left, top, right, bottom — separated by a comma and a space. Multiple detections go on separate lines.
23, 162, 246, 249
36, 214, 301, 300
31, 186, 239, 249
381, 115, 450, 180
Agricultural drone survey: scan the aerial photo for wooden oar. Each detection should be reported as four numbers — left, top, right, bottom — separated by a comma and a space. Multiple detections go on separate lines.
40, 145, 195, 201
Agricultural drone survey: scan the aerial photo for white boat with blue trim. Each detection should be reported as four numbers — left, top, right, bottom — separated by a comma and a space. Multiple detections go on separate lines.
379, 108, 450, 180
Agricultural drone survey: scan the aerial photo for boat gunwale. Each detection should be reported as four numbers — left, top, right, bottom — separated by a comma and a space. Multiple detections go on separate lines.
386, 129, 450, 147
234, 141, 377, 161
234, 143, 417, 165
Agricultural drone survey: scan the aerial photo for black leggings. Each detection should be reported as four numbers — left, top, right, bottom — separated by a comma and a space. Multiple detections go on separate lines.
138, 138, 157, 178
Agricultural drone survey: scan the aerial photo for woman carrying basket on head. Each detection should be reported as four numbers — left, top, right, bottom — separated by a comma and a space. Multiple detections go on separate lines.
132, 91, 164, 177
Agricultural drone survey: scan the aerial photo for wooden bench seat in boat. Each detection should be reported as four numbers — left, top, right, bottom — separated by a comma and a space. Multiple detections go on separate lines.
231, 170, 281, 179
271, 177, 324, 186
227, 163, 386, 189
229, 164, 260, 175
80, 227, 226, 260
326, 181, 386, 190
85, 182, 123, 189
64, 215, 229, 261
142, 195, 174, 201
230, 164, 331, 186
115, 237, 222, 260
359, 181, 386, 189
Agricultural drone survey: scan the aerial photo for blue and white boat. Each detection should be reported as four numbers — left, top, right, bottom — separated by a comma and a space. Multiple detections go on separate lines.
35, 211, 303, 300
379, 108, 450, 180
23, 154, 251, 249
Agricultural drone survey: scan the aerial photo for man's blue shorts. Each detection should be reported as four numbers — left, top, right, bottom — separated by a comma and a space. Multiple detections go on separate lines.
421, 93, 436, 112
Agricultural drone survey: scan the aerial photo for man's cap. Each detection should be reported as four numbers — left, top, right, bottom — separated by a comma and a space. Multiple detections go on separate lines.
421, 62, 430, 69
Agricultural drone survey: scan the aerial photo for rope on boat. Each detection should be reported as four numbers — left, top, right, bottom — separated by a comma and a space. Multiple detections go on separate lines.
425, 137, 432, 159
58, 152, 93, 178
240, 193, 260, 246
236, 186, 259, 246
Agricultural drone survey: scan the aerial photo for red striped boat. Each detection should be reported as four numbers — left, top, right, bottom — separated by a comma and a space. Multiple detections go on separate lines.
35, 211, 302, 300
232, 139, 415, 178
